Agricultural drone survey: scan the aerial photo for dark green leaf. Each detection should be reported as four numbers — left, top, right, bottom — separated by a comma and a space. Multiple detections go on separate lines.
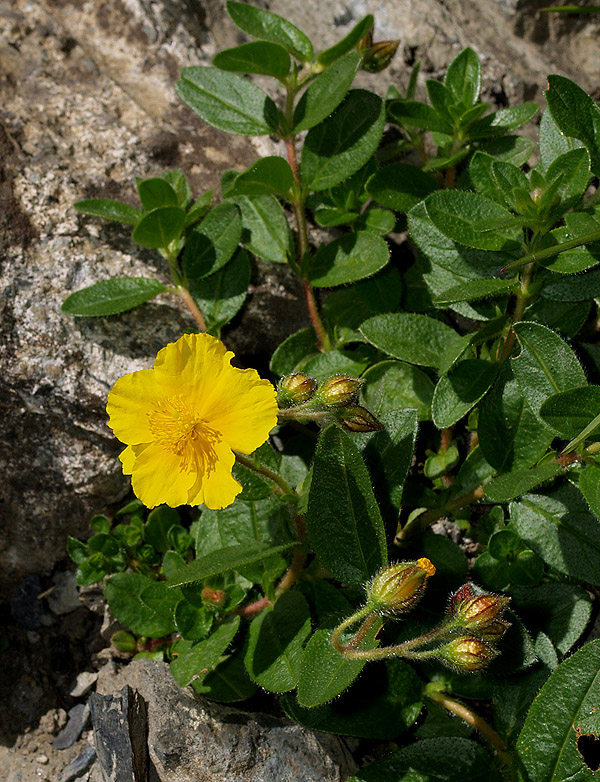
306, 425, 387, 586
301, 90, 385, 191
478, 363, 554, 471
302, 347, 373, 380
281, 658, 422, 738
316, 15, 373, 66
579, 463, 600, 518
167, 542, 298, 587
511, 483, 600, 584
105, 573, 175, 637
347, 737, 500, 782
540, 266, 600, 302
477, 135, 534, 166
173, 600, 213, 641
189, 248, 250, 333
511, 321, 586, 423
229, 157, 294, 198
361, 360, 434, 422
485, 461, 562, 502
137, 177, 178, 211
62, 277, 166, 317
360, 313, 462, 370
516, 640, 600, 780
244, 590, 311, 692
293, 52, 361, 132
161, 169, 191, 208
132, 206, 185, 249
176, 67, 279, 136
366, 162, 437, 212
538, 108, 586, 172
388, 99, 453, 133
468, 103, 539, 139
297, 620, 382, 708
308, 230, 389, 287
139, 581, 180, 628
213, 41, 291, 80
193, 653, 257, 702
144, 505, 180, 553
170, 616, 241, 686
182, 202, 242, 280
546, 74, 597, 147
74, 199, 141, 226
226, 1, 313, 62
492, 667, 550, 744
230, 194, 293, 263
67, 537, 88, 565
545, 147, 591, 208
432, 359, 499, 429
433, 277, 517, 306
424, 190, 520, 251
269, 327, 319, 376
539, 385, 600, 439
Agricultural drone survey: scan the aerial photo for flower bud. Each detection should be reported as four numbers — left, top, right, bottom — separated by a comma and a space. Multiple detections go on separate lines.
338, 405, 384, 432
477, 618, 511, 643
111, 630, 137, 653
277, 373, 317, 408
451, 590, 510, 630
201, 587, 226, 606
367, 558, 436, 615
448, 583, 476, 616
360, 40, 400, 73
316, 375, 363, 407
437, 636, 498, 672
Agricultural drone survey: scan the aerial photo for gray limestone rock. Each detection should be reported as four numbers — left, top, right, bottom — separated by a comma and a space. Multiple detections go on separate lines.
95, 659, 358, 781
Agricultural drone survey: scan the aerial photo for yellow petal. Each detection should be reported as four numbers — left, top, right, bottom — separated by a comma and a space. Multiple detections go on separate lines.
107, 368, 160, 445
187, 439, 242, 510
207, 368, 277, 453
129, 442, 195, 508
118, 445, 137, 475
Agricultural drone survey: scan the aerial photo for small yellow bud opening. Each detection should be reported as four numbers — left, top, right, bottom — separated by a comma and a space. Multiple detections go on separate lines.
417, 557, 436, 578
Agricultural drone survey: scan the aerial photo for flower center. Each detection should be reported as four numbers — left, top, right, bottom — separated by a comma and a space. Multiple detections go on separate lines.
147, 395, 219, 474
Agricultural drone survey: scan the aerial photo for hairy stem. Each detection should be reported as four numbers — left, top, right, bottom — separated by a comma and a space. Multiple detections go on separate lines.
427, 689, 512, 766
169, 285, 207, 331
234, 452, 295, 498
499, 260, 534, 362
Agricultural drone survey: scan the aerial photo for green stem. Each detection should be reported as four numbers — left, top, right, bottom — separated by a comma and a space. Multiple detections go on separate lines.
234, 452, 295, 498
330, 605, 375, 653
502, 227, 600, 272
168, 285, 207, 332
499, 260, 534, 362
427, 689, 512, 767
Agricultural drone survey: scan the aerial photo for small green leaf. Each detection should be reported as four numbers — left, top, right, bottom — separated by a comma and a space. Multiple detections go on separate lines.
67, 537, 88, 565
297, 620, 381, 708
306, 425, 387, 587
485, 461, 563, 503
387, 99, 453, 133
432, 359, 499, 429
144, 505, 180, 553
139, 581, 180, 628
270, 327, 318, 376
74, 198, 141, 226
301, 90, 385, 191
244, 590, 311, 692
226, 0, 313, 62
293, 51, 361, 132
167, 542, 298, 587
511, 483, 600, 585
579, 464, 600, 518
478, 135, 535, 166
545, 147, 592, 208
193, 653, 257, 702
424, 190, 520, 251
361, 360, 434, 422
132, 206, 185, 249
229, 157, 294, 198
444, 47, 481, 108
539, 385, 600, 438
182, 202, 242, 280
189, 248, 251, 333
546, 74, 597, 147
366, 162, 437, 212
360, 313, 462, 370
230, 194, 294, 263
516, 640, 600, 780
540, 266, 600, 302
213, 41, 291, 80
105, 573, 176, 637
177, 67, 280, 136
511, 321, 586, 423
137, 177, 178, 211
170, 616, 241, 687
316, 15, 373, 66
433, 277, 517, 305
538, 108, 586, 172
62, 277, 166, 317
308, 230, 389, 287
468, 103, 539, 139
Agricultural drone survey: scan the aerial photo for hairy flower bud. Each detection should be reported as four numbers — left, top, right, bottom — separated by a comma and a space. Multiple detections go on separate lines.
451, 590, 510, 630
477, 618, 511, 643
338, 405, 384, 432
437, 636, 498, 672
367, 558, 436, 615
201, 587, 227, 606
277, 373, 317, 408
360, 40, 400, 73
316, 375, 363, 407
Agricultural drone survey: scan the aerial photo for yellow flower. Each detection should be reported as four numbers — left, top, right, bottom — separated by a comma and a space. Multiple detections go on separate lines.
106, 333, 277, 510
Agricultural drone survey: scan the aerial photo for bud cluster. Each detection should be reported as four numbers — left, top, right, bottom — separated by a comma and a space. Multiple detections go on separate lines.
277, 372, 383, 433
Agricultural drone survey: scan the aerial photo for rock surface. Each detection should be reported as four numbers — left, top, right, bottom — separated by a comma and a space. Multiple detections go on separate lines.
93, 659, 358, 781
1, 0, 599, 596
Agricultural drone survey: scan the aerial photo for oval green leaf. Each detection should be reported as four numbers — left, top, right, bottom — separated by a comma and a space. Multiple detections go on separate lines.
213, 41, 291, 80
308, 230, 389, 287
132, 205, 185, 249
62, 277, 166, 317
